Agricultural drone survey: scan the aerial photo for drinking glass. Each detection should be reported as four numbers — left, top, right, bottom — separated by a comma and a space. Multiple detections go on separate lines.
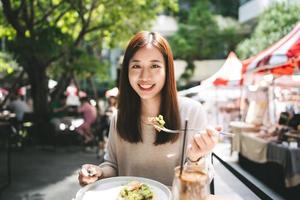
171, 165, 209, 200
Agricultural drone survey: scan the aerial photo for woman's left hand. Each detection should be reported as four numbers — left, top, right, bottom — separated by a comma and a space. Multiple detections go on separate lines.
187, 126, 221, 161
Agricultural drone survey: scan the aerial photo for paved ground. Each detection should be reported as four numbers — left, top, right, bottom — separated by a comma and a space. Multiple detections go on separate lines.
213, 142, 259, 200
0, 142, 277, 200
0, 146, 101, 200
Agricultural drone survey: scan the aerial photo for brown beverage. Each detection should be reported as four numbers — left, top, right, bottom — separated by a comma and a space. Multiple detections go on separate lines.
172, 165, 209, 200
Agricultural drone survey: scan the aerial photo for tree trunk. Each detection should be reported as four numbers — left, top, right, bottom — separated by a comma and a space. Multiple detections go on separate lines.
88, 76, 98, 101
25, 63, 51, 144
50, 71, 71, 103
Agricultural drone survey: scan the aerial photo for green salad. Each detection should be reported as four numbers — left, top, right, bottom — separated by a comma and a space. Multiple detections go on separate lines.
148, 114, 165, 132
118, 181, 154, 200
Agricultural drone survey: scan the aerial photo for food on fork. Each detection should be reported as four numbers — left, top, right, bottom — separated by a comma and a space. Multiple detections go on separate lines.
118, 181, 154, 200
148, 115, 165, 132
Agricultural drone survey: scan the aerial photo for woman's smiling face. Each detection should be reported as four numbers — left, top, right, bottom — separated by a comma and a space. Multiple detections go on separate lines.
128, 45, 166, 101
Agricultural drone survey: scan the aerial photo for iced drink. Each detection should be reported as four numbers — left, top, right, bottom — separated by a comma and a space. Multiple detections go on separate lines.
172, 165, 209, 200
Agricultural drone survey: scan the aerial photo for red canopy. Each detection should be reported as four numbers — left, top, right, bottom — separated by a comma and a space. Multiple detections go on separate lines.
245, 23, 300, 75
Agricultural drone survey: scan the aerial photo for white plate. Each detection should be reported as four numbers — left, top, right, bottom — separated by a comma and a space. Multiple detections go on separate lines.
75, 176, 172, 200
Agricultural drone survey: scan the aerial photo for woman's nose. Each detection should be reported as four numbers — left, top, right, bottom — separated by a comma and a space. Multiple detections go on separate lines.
140, 68, 151, 81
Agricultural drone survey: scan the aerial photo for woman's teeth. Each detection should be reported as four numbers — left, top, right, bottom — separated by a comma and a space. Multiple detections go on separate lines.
139, 84, 154, 89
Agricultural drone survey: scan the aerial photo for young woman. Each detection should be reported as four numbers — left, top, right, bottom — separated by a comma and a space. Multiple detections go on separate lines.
78, 31, 220, 187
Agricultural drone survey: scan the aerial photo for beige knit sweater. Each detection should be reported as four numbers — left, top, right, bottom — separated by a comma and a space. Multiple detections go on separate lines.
99, 96, 212, 187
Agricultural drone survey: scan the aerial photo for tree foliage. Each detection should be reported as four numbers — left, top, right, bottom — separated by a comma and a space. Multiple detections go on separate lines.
0, 51, 20, 74
170, 0, 242, 60
236, 2, 300, 59
1, 0, 178, 67
0, 0, 178, 91
169, 0, 243, 84
209, 0, 239, 19
170, 0, 219, 60
0, 0, 178, 140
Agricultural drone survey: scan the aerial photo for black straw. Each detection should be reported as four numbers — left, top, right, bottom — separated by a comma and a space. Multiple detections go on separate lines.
179, 120, 188, 177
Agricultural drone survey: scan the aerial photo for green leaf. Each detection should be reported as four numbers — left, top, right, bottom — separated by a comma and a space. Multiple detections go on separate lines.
236, 2, 300, 59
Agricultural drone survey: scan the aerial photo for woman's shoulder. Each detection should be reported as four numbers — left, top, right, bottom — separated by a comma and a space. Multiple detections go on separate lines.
107, 111, 119, 139
178, 96, 207, 129
111, 110, 118, 124
178, 96, 204, 110
178, 96, 206, 118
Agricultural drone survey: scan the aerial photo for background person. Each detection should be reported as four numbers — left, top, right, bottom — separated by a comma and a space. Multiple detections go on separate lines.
7, 93, 31, 121
106, 95, 118, 118
76, 97, 97, 143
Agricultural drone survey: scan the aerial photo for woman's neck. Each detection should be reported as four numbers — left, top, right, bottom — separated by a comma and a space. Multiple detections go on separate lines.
141, 96, 161, 118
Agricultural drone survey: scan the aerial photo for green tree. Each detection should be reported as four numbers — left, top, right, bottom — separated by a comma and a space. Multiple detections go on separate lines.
48, 45, 111, 101
209, 0, 239, 19
169, 0, 243, 83
0, 0, 178, 140
0, 51, 19, 75
236, 2, 300, 59
170, 0, 220, 62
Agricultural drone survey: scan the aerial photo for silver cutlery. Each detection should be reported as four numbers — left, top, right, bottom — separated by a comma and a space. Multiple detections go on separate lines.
153, 125, 234, 137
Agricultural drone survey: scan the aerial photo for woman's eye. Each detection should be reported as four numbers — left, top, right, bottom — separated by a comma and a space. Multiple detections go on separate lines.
131, 65, 140, 69
151, 64, 160, 68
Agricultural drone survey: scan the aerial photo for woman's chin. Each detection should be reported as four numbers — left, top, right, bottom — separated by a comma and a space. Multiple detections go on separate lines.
138, 92, 160, 100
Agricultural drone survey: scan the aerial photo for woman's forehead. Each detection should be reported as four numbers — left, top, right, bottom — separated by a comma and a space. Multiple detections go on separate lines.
130, 46, 164, 62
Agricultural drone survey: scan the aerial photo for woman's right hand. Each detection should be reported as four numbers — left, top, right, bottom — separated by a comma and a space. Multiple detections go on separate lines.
78, 164, 103, 186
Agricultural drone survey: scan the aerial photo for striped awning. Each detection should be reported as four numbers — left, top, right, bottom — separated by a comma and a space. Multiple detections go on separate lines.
245, 22, 300, 75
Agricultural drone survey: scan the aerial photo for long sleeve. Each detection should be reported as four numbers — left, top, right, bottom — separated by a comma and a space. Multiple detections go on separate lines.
191, 103, 215, 184
99, 113, 118, 178
179, 97, 214, 185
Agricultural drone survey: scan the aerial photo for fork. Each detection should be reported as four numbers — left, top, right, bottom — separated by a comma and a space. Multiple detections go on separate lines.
153, 125, 234, 137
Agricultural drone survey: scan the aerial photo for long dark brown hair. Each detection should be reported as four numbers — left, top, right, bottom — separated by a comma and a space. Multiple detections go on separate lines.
117, 31, 180, 145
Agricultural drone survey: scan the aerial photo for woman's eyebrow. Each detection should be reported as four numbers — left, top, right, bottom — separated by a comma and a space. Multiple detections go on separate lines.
130, 59, 140, 63
150, 60, 163, 63
130, 59, 163, 63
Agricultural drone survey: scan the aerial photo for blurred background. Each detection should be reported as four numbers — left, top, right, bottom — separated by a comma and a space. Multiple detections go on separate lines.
0, 0, 300, 200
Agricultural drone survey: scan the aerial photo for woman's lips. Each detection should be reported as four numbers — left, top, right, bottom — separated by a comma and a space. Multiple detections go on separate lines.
138, 84, 155, 91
